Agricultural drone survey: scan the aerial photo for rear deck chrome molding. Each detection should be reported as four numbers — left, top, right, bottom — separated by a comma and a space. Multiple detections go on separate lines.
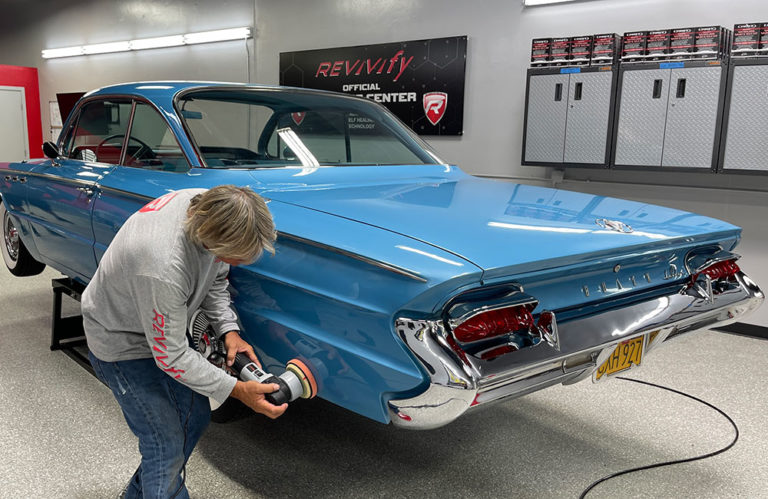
277, 231, 428, 283
390, 271, 764, 429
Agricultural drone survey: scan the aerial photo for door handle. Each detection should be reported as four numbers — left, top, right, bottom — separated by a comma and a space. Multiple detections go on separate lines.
76, 186, 95, 196
676, 78, 687, 98
4, 176, 11, 182
652, 79, 663, 99
574, 82, 583, 101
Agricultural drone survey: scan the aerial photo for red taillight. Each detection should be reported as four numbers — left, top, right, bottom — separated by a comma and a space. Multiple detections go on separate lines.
690, 259, 740, 287
700, 260, 740, 280
453, 306, 535, 343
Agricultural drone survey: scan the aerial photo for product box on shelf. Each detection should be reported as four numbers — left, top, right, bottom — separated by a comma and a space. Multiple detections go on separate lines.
646, 29, 671, 60
569, 35, 593, 65
550, 37, 571, 65
694, 26, 727, 59
760, 24, 768, 56
732, 23, 762, 57
531, 38, 552, 66
591, 33, 620, 65
670, 27, 696, 59
621, 31, 648, 62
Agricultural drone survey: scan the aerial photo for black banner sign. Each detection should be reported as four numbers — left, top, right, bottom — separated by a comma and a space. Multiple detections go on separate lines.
279, 36, 467, 136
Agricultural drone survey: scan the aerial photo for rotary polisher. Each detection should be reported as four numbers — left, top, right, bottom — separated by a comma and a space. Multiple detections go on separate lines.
189, 310, 317, 405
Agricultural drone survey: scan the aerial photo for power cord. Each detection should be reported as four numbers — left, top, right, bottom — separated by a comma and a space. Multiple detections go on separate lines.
579, 376, 739, 499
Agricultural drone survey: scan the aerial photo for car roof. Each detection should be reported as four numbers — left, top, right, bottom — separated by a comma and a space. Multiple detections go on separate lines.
82, 81, 356, 116
86, 81, 274, 97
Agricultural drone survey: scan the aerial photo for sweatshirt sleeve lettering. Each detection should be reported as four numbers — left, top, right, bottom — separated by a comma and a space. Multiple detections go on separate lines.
150, 309, 185, 379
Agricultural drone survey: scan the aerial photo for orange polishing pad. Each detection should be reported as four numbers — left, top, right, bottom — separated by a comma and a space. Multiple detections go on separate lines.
286, 358, 318, 399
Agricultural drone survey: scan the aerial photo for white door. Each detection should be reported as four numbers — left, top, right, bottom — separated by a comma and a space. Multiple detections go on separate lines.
0, 87, 29, 161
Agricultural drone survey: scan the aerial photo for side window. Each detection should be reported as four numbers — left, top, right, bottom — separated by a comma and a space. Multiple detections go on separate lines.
125, 103, 190, 172
67, 100, 132, 164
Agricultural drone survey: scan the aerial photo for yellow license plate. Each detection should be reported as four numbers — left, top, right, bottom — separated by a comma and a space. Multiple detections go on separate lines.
594, 335, 645, 381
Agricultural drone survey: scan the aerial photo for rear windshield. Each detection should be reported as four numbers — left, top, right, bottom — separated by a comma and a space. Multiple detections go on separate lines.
177, 88, 441, 168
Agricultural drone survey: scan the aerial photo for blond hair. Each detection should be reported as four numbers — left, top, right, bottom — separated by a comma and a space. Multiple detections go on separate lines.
185, 185, 276, 263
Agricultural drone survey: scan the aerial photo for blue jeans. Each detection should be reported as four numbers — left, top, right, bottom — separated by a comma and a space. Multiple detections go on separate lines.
89, 352, 211, 499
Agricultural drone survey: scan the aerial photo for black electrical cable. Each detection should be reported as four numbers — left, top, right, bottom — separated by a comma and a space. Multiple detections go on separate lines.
579, 376, 739, 499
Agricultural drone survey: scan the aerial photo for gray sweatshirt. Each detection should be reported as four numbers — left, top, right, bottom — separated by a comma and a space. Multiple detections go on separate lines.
82, 189, 238, 403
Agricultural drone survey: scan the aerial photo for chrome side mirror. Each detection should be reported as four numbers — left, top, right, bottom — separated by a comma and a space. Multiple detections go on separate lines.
42, 142, 61, 166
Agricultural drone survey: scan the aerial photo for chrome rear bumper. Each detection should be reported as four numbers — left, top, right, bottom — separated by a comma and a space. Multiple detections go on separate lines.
389, 272, 763, 429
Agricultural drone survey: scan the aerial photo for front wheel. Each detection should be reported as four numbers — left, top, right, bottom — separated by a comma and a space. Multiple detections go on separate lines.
1, 202, 45, 276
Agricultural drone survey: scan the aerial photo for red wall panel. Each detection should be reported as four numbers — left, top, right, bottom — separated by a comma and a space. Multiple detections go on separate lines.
0, 64, 43, 159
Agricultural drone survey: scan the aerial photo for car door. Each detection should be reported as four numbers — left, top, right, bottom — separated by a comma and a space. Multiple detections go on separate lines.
90, 100, 199, 261
24, 98, 131, 280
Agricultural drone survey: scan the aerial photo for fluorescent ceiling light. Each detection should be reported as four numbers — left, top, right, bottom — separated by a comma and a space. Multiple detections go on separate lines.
42, 46, 85, 58
184, 27, 252, 45
523, 0, 577, 5
129, 35, 185, 50
83, 41, 131, 55
42, 27, 252, 59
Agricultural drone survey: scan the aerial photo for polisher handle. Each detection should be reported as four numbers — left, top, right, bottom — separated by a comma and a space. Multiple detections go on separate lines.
232, 353, 290, 405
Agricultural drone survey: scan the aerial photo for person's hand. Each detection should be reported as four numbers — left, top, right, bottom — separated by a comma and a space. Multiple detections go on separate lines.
222, 330, 260, 367
231, 381, 288, 419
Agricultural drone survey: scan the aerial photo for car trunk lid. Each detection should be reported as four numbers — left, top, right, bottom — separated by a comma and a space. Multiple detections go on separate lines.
252, 165, 741, 278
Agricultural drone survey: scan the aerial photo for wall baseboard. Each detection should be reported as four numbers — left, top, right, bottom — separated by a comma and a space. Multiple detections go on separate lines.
716, 322, 768, 340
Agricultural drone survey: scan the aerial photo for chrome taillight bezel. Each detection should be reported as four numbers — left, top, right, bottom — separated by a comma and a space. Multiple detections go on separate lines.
685, 247, 741, 298
442, 284, 560, 359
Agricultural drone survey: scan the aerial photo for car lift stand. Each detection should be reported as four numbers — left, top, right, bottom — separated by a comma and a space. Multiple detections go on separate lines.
50, 277, 92, 374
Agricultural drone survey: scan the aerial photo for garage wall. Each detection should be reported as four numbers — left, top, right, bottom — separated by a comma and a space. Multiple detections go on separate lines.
0, 0, 765, 325
0, 0, 256, 143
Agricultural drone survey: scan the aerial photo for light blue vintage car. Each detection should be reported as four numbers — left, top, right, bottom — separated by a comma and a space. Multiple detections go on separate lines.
1, 82, 763, 428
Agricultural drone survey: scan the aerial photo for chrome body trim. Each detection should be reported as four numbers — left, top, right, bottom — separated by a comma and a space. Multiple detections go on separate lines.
445, 285, 533, 328
96, 185, 153, 202
14, 170, 101, 187
277, 231, 428, 283
686, 248, 741, 274
389, 271, 764, 429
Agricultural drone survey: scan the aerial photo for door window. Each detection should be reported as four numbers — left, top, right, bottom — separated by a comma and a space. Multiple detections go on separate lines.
124, 102, 189, 172
66, 100, 132, 164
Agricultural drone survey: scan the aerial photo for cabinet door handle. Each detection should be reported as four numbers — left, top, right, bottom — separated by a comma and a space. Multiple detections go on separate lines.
676, 78, 687, 98
653, 79, 663, 99
574, 82, 583, 101
554, 83, 563, 102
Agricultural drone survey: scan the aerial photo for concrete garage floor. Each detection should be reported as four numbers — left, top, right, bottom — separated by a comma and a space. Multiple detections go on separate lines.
1, 267, 766, 499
